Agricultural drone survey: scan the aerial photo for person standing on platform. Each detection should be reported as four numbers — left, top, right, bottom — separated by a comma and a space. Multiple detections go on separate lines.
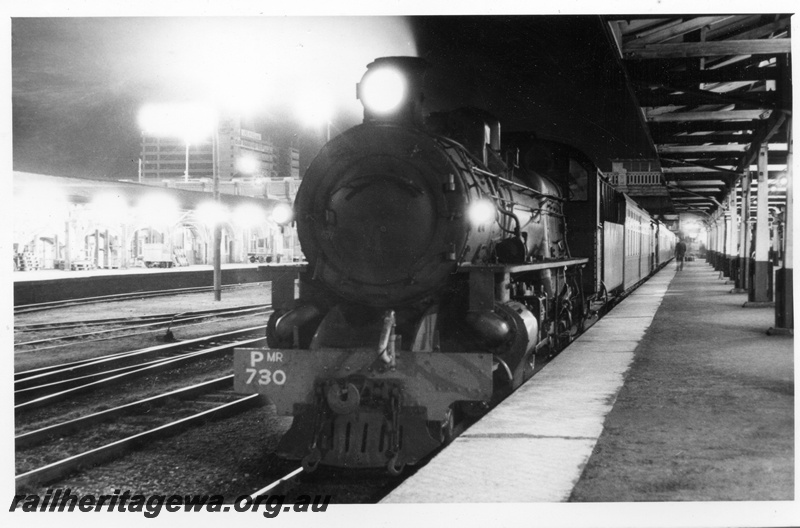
675, 238, 687, 271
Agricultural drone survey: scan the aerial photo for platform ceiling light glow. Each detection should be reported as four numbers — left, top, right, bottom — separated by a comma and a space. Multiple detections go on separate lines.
360, 67, 406, 114
137, 194, 180, 226
270, 203, 294, 225
467, 198, 496, 227
15, 184, 69, 224
139, 103, 217, 142
196, 201, 229, 228
91, 192, 130, 222
233, 203, 267, 227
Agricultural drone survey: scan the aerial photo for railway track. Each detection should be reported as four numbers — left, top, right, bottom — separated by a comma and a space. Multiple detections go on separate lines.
14, 304, 272, 348
15, 377, 267, 488
15, 326, 268, 411
14, 283, 268, 315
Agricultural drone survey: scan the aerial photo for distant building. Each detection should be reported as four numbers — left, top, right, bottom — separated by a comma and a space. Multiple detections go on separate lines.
139, 115, 300, 184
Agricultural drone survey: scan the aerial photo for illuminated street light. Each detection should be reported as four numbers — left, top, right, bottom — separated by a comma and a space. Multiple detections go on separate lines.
139, 102, 217, 182
138, 102, 216, 141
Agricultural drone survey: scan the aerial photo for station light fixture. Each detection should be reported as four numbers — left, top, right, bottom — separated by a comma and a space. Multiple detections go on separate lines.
137, 193, 181, 226
467, 198, 496, 228
358, 66, 407, 114
196, 201, 229, 228
90, 192, 130, 223
138, 102, 217, 142
270, 202, 294, 225
233, 203, 267, 228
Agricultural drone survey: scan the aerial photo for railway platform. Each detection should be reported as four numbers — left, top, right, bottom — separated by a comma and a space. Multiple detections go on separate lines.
13, 263, 281, 306
382, 260, 793, 505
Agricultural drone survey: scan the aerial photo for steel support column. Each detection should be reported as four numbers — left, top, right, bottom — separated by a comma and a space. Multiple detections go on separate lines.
715, 217, 724, 271
727, 190, 739, 282
723, 202, 731, 278
771, 117, 793, 333
749, 144, 772, 303
738, 171, 752, 291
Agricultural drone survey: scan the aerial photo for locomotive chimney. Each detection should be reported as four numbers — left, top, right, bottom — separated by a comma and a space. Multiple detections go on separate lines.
357, 56, 429, 127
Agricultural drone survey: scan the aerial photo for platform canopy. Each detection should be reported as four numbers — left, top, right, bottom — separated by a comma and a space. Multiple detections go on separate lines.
605, 14, 792, 217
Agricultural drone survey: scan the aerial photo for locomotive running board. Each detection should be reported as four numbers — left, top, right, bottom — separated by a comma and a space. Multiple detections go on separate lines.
233, 348, 493, 421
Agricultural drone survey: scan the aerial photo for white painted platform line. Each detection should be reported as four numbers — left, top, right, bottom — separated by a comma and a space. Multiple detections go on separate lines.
382, 266, 677, 503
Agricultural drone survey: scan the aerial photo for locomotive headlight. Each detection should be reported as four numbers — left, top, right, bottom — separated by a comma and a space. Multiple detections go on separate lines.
467, 198, 497, 227
359, 67, 407, 114
270, 202, 294, 225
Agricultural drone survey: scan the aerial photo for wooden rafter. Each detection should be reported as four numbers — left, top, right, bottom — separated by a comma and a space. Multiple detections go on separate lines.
657, 144, 748, 153
625, 16, 734, 46
625, 63, 778, 85
646, 109, 771, 122
607, 14, 790, 217
624, 39, 790, 59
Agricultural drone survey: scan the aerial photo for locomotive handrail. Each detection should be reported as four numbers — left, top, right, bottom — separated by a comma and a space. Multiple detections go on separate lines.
433, 134, 564, 202
458, 257, 589, 273
470, 166, 566, 203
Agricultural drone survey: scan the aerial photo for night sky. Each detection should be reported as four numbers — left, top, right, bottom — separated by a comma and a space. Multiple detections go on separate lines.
12, 15, 653, 181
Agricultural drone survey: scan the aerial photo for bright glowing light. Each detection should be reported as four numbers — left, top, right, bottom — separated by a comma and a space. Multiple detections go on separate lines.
137, 194, 180, 226
195, 201, 229, 227
16, 184, 67, 213
779, 176, 788, 186
270, 203, 294, 225
360, 67, 406, 114
139, 103, 217, 142
467, 198, 496, 227
233, 203, 267, 227
14, 184, 69, 232
236, 156, 259, 175
90, 192, 130, 223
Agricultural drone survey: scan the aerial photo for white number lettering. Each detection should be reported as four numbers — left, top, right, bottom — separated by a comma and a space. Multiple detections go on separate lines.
244, 367, 288, 385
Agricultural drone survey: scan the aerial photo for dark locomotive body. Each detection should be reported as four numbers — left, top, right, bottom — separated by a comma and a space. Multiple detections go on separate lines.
234, 56, 675, 473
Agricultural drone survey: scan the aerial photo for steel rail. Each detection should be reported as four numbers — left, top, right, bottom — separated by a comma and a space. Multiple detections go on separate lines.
15, 303, 271, 332
15, 394, 265, 488
14, 282, 268, 314
15, 334, 266, 412
15, 326, 267, 382
15, 306, 271, 347
15, 376, 234, 449
248, 467, 305, 500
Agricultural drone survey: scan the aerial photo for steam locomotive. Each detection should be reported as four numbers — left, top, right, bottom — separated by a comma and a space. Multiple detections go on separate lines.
234, 56, 675, 474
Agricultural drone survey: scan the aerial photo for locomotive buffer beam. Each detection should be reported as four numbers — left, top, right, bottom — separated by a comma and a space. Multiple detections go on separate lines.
234, 348, 492, 468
